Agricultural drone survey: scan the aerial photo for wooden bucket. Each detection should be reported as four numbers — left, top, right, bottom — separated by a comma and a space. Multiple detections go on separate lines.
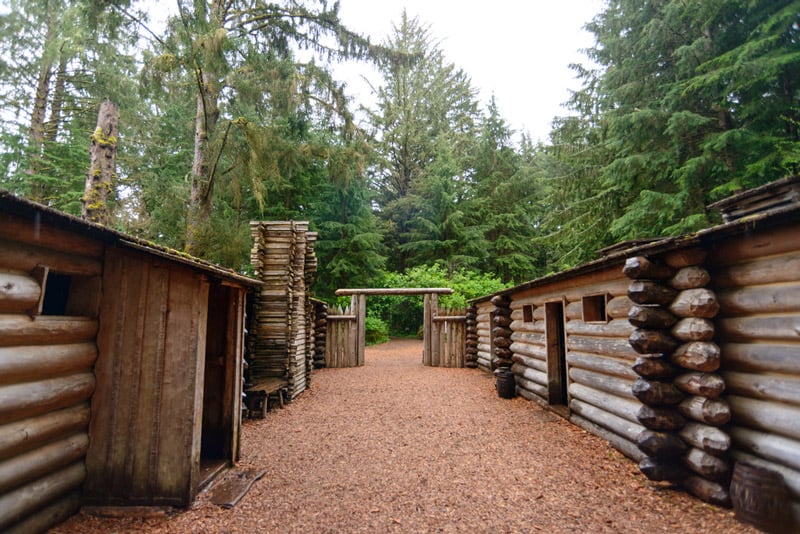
730, 462, 792, 533
495, 368, 516, 399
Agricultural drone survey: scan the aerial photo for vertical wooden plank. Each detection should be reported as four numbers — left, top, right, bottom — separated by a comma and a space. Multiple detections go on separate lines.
431, 294, 439, 367
423, 294, 431, 365
231, 288, 245, 462
189, 277, 209, 503
357, 293, 366, 366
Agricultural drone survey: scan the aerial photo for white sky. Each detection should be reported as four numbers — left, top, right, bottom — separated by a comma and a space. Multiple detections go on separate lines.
333, 0, 605, 143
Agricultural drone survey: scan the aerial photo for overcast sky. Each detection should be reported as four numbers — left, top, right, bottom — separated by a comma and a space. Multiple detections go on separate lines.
333, 0, 605, 143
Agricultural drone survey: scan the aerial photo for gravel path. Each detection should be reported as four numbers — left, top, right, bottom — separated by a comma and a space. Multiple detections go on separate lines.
54, 338, 755, 533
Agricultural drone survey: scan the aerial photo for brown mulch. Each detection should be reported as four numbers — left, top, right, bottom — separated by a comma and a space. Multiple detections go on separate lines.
53, 338, 756, 533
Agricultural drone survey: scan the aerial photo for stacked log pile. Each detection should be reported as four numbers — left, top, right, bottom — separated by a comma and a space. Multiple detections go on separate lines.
490, 295, 513, 370
625, 252, 732, 507
475, 301, 494, 372
249, 221, 317, 400
464, 306, 478, 368
0, 217, 102, 532
312, 301, 327, 368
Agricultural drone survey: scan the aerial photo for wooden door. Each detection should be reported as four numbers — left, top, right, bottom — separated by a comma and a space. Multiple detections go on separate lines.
324, 294, 365, 368
544, 300, 568, 405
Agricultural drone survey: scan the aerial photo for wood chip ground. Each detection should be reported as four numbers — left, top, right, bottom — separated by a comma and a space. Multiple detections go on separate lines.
53, 338, 757, 533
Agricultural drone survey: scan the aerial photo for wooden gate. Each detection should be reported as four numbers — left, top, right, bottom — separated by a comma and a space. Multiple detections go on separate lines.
326, 288, 466, 368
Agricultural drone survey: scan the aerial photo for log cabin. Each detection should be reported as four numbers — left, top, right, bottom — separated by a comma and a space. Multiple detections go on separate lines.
471, 176, 800, 531
0, 191, 261, 531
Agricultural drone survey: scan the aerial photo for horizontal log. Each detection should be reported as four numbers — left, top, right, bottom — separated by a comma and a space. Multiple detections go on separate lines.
668, 289, 719, 319
713, 250, 800, 288
623, 256, 674, 280
0, 270, 41, 314
632, 355, 679, 379
730, 426, 800, 473
516, 377, 548, 399
533, 307, 545, 321
0, 238, 103, 277
681, 475, 730, 507
662, 247, 707, 269
509, 320, 544, 333
569, 398, 644, 442
670, 342, 720, 372
510, 331, 545, 345
669, 266, 710, 290
637, 405, 686, 431
730, 450, 800, 503
670, 318, 715, 342
565, 301, 582, 321
0, 373, 95, 425
639, 456, 688, 482
335, 287, 453, 296
0, 316, 98, 347
717, 315, 800, 343
509, 342, 546, 360
679, 396, 731, 426
0, 461, 86, 531
568, 382, 641, 423
606, 296, 633, 319
567, 335, 639, 359
511, 363, 547, 387
0, 213, 104, 258
637, 429, 687, 459
566, 319, 635, 338
721, 370, 800, 406
0, 343, 97, 385
683, 447, 730, 482
3, 491, 81, 534
492, 315, 512, 328
632, 377, 684, 406
728, 395, 800, 441
566, 351, 637, 379
0, 433, 88, 494
511, 353, 546, 373
628, 305, 677, 329
720, 342, 800, 374
0, 403, 90, 462
569, 368, 634, 399
490, 294, 510, 306
569, 414, 645, 462
674, 372, 725, 399
628, 281, 677, 306
629, 329, 678, 354
717, 282, 800, 316
679, 423, 730, 455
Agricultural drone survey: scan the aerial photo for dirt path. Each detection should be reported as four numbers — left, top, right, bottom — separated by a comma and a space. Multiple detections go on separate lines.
55, 338, 754, 533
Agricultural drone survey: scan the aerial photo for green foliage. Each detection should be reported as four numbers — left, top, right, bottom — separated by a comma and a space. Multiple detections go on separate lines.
364, 315, 390, 346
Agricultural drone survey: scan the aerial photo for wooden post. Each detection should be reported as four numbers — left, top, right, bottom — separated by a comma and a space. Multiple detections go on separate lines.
431, 293, 439, 367
356, 293, 366, 366
423, 294, 431, 365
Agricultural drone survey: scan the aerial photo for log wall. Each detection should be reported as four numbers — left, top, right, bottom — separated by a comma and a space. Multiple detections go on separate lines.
475, 301, 495, 372
711, 229, 800, 528
0, 214, 101, 531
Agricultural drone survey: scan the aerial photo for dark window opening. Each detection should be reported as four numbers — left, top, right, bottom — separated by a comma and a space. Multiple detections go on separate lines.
523, 305, 533, 323
582, 294, 608, 323
41, 272, 71, 315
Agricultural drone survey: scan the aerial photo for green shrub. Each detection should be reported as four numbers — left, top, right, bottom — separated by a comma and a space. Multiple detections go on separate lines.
364, 315, 390, 345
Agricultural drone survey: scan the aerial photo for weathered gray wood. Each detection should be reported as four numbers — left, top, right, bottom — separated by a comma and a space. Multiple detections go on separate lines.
568, 382, 641, 423
679, 423, 730, 455
516, 377, 548, 399
639, 456, 689, 482
0, 316, 98, 347
335, 287, 453, 296
623, 256, 674, 280
569, 398, 645, 442
0, 343, 97, 385
0, 461, 85, 531
720, 342, 800, 374
682, 476, 730, 507
670, 342, 720, 372
569, 367, 635, 399
674, 372, 725, 399
713, 250, 800, 288
0, 433, 88, 493
730, 426, 800, 473
669, 266, 710, 290
728, 395, 800, 441
721, 370, 800, 406
511, 363, 547, 387
565, 319, 635, 338
632, 355, 679, 379
0, 270, 41, 313
0, 213, 104, 259
637, 429, 687, 458
0, 373, 95, 425
670, 317, 715, 342
568, 335, 640, 359
606, 296, 633, 319
628, 280, 677, 306
668, 289, 719, 318
0, 403, 90, 462
3, 491, 80, 534
683, 447, 730, 482
512, 353, 546, 373
717, 315, 800, 342
632, 377, 684, 406
565, 301, 583, 321
510, 331, 545, 345
637, 405, 686, 431
628, 305, 677, 329
717, 282, 800, 315
678, 396, 731, 426
509, 342, 546, 360
0, 238, 103, 277
566, 351, 638, 379
570, 414, 645, 462
730, 450, 800, 511
629, 329, 678, 354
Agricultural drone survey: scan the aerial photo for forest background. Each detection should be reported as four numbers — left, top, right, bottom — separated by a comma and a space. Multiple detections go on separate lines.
1, 0, 798, 338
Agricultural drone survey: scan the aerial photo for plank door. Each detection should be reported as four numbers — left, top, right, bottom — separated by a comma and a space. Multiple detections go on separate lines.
544, 300, 568, 405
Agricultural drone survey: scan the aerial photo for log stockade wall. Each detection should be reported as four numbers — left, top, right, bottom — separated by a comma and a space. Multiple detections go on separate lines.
0, 211, 101, 532
249, 222, 318, 400
475, 301, 495, 372
428, 305, 466, 368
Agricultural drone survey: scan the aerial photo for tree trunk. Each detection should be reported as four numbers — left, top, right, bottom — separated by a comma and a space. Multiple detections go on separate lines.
82, 99, 119, 225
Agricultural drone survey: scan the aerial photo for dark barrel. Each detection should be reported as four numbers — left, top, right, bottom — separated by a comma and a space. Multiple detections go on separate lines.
730, 461, 793, 534
494, 367, 516, 399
